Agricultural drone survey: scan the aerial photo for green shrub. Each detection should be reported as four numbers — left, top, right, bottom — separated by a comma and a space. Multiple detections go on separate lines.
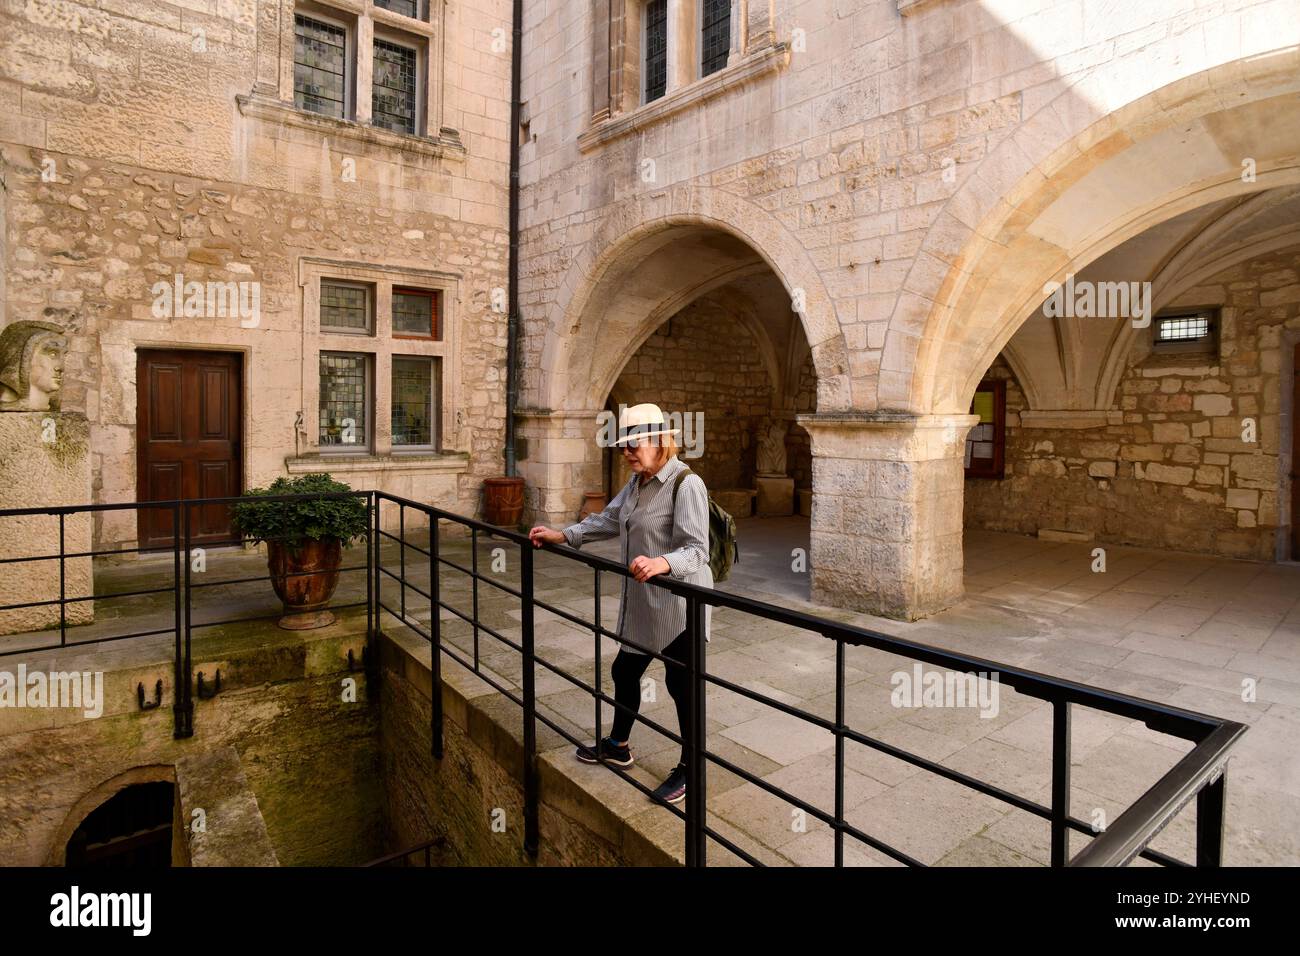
231, 474, 369, 549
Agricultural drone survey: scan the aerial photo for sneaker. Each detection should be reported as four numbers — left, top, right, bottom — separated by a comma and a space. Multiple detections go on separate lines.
652, 763, 687, 805
575, 736, 634, 768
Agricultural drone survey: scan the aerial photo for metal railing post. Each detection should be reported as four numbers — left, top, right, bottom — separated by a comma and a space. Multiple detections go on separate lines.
373, 495, 382, 638
399, 503, 406, 620
834, 636, 846, 867
593, 567, 602, 755
177, 503, 194, 738
58, 512, 66, 647
1051, 698, 1071, 866
172, 502, 185, 739
1196, 770, 1226, 866
366, 492, 375, 640
684, 593, 707, 867
430, 513, 443, 759
521, 541, 539, 856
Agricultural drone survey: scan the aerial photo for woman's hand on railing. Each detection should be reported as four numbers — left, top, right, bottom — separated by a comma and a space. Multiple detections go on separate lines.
629, 554, 671, 582
528, 525, 566, 547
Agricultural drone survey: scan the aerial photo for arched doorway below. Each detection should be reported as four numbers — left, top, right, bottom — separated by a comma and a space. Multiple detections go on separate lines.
65, 781, 175, 867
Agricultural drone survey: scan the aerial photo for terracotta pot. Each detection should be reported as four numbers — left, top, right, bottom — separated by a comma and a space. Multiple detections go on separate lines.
578, 491, 607, 520
482, 476, 525, 526
266, 538, 343, 630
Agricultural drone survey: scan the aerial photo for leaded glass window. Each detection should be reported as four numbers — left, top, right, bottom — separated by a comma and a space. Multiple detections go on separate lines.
392, 357, 437, 447
701, 0, 730, 77
294, 14, 348, 119
320, 353, 369, 449
644, 0, 667, 103
373, 38, 418, 134
393, 289, 436, 337
321, 282, 371, 332
374, 0, 420, 18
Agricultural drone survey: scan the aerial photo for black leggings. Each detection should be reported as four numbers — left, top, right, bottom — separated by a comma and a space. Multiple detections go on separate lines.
609, 628, 689, 762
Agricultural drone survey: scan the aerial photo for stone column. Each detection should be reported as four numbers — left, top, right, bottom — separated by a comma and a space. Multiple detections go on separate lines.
665, 0, 697, 94
514, 407, 606, 526
0, 412, 93, 635
798, 412, 976, 621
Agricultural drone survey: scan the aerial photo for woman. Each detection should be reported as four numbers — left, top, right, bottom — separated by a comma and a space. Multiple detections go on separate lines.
528, 402, 712, 805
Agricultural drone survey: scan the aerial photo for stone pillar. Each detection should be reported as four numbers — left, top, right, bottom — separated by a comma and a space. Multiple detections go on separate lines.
514, 407, 606, 527
798, 413, 976, 621
0, 412, 93, 635
665, 0, 697, 94
591, 0, 611, 122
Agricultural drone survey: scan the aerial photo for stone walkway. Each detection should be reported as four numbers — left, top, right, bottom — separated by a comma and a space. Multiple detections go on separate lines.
5, 516, 1296, 865
428, 519, 1299, 866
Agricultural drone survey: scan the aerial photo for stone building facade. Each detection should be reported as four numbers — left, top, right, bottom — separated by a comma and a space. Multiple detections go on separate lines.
515, 0, 1300, 619
1, 0, 513, 549
1, 0, 1299, 621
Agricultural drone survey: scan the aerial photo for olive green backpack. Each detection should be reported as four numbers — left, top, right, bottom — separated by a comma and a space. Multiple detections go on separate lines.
670, 466, 739, 582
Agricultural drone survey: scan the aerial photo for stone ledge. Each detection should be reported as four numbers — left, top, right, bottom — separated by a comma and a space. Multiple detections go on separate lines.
1018, 410, 1121, 429
175, 746, 280, 866
577, 44, 790, 153
236, 94, 467, 164
0, 609, 372, 732
286, 453, 471, 475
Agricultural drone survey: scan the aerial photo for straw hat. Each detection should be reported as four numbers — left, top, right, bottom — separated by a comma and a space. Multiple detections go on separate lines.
612, 402, 681, 446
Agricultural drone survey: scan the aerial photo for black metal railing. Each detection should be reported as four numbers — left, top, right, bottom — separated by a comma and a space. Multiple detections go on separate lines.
368, 491, 1247, 868
0, 492, 372, 738
0, 491, 1247, 866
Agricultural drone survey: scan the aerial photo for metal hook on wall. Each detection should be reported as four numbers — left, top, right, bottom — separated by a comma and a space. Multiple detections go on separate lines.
137, 679, 163, 711
196, 669, 221, 700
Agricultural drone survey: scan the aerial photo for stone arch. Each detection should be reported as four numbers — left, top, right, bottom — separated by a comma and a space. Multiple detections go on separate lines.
536, 187, 855, 415
45, 764, 176, 865
891, 46, 1300, 416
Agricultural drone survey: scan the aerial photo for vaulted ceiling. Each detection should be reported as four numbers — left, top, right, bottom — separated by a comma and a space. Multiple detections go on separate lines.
1000, 185, 1300, 411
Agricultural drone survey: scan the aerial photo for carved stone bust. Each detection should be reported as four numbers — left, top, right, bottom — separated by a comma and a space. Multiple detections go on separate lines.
0, 321, 68, 412
755, 418, 788, 476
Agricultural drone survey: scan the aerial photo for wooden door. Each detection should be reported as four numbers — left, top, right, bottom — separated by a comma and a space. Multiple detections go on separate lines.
1293, 345, 1300, 559
136, 350, 243, 549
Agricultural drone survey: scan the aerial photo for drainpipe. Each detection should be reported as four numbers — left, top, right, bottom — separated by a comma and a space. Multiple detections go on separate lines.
503, 0, 522, 478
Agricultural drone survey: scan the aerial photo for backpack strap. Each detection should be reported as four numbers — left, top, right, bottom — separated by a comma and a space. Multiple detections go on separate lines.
670, 465, 693, 507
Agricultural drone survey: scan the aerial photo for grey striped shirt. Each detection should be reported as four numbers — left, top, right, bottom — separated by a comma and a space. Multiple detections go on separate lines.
561, 454, 713, 655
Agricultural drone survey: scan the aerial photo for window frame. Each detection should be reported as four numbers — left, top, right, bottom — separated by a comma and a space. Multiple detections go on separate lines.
318, 279, 375, 335
300, 258, 461, 460
293, 7, 357, 121
371, 30, 425, 137
642, 0, 668, 105
274, 1, 450, 149
390, 354, 440, 451
318, 350, 374, 454
698, 0, 731, 78
372, 0, 425, 21
1151, 308, 1220, 356
391, 286, 440, 340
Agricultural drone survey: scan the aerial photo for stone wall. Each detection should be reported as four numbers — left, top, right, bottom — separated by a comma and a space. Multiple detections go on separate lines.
0, 0, 513, 545
0, 612, 382, 866
377, 626, 681, 866
965, 247, 1300, 560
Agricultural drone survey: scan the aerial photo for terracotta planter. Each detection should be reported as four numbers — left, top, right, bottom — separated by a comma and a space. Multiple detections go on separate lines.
578, 491, 607, 520
482, 476, 525, 527
266, 537, 343, 630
